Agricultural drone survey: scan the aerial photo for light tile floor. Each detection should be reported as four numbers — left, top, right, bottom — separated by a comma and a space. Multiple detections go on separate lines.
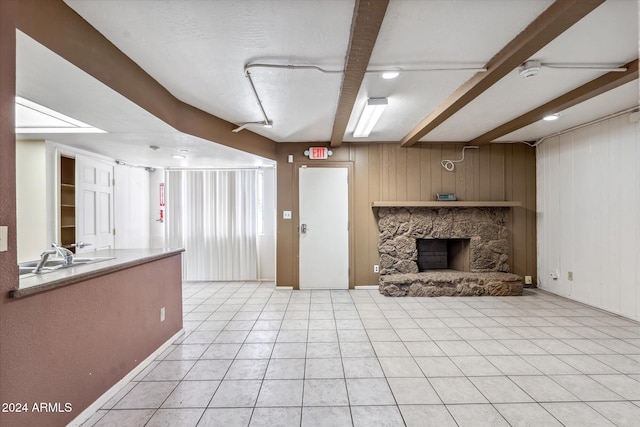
83, 283, 640, 426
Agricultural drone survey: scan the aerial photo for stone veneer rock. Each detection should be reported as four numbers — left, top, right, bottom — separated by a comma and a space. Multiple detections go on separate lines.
380, 271, 523, 297
377, 207, 511, 275
376, 206, 523, 297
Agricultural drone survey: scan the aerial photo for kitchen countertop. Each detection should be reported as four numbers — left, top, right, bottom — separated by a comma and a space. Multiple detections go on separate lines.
11, 248, 184, 298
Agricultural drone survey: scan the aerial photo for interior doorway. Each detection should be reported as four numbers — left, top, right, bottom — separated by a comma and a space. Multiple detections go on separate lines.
298, 165, 349, 289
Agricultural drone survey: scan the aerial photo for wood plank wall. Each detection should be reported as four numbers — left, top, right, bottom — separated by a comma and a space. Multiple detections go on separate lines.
276, 142, 536, 288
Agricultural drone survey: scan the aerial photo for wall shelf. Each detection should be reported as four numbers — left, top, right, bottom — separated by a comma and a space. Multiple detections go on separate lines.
372, 201, 522, 208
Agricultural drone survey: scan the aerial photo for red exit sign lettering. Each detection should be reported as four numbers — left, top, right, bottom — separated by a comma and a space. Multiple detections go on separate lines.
308, 147, 328, 160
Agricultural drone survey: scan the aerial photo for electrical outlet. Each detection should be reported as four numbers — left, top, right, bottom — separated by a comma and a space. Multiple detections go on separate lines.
524, 276, 532, 285
160, 307, 165, 322
373, 265, 380, 273
568, 272, 573, 281
0, 226, 7, 252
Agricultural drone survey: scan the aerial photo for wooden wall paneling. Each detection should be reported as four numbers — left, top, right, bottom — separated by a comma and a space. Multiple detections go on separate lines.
467, 147, 479, 200
396, 145, 408, 201
504, 144, 515, 274
354, 144, 370, 286
490, 144, 506, 200
617, 116, 638, 317
387, 144, 397, 200
525, 144, 537, 283
441, 144, 457, 194
454, 143, 468, 201
276, 144, 297, 287
277, 140, 536, 289
512, 144, 529, 278
379, 144, 389, 200
429, 144, 443, 201
472, 145, 481, 201
420, 144, 432, 201
607, 117, 623, 312
407, 146, 422, 201
478, 146, 492, 200
368, 143, 382, 285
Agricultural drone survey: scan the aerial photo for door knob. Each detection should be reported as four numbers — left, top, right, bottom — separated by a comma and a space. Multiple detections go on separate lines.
300, 224, 308, 233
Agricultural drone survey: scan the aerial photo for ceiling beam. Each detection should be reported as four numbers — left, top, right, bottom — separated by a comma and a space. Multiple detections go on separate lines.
399, 0, 606, 147
470, 59, 639, 145
15, 0, 279, 161
330, 0, 389, 148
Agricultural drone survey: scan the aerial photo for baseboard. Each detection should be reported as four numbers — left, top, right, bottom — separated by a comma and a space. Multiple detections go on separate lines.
66, 328, 185, 427
275, 286, 294, 290
355, 285, 379, 290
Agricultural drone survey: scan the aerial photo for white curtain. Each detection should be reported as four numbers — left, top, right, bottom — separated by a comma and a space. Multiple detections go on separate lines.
165, 169, 259, 281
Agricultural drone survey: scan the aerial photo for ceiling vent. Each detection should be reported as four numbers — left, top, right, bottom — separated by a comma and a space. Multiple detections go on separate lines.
519, 60, 541, 78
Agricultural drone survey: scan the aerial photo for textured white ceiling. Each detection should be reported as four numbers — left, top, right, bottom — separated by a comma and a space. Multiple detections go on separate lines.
18, 0, 640, 158
16, 32, 274, 168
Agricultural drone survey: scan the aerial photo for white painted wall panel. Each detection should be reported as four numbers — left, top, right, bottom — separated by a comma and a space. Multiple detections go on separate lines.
114, 165, 150, 249
257, 167, 276, 281
16, 140, 47, 263
537, 112, 640, 320
148, 169, 165, 249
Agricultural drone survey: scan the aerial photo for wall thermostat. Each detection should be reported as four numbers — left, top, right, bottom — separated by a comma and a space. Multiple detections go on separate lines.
436, 193, 456, 201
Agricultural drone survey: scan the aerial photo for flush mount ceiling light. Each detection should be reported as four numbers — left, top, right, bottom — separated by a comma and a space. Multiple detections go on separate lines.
353, 98, 388, 138
381, 71, 400, 79
543, 114, 560, 121
15, 96, 107, 134
519, 60, 542, 78
172, 154, 186, 159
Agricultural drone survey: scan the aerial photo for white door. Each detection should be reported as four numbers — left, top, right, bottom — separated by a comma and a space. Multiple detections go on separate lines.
76, 155, 114, 252
299, 166, 349, 289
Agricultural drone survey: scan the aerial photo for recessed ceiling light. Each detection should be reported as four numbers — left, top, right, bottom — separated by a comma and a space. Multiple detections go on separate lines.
543, 114, 560, 121
172, 154, 186, 159
381, 71, 400, 79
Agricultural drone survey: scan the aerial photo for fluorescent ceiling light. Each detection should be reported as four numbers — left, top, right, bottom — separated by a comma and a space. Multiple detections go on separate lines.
382, 71, 400, 79
353, 98, 388, 138
543, 114, 560, 121
172, 154, 186, 159
15, 96, 106, 134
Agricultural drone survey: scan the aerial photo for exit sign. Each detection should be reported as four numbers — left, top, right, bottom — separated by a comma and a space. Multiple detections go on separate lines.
306, 147, 331, 160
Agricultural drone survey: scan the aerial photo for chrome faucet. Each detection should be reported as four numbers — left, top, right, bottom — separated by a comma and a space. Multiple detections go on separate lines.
52, 243, 75, 266
32, 249, 57, 274
32, 243, 75, 274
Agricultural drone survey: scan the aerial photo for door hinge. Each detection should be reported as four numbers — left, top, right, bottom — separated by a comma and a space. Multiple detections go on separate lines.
112, 178, 115, 186
113, 228, 116, 236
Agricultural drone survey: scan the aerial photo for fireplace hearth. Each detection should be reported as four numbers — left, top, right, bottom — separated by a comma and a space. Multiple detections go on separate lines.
376, 206, 522, 297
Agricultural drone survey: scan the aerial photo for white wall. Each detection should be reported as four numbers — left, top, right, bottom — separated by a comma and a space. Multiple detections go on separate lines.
537, 111, 640, 320
149, 169, 165, 248
16, 140, 47, 262
258, 167, 276, 281
114, 164, 151, 248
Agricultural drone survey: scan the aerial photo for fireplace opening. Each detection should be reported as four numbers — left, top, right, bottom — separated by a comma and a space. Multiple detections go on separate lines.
416, 238, 470, 272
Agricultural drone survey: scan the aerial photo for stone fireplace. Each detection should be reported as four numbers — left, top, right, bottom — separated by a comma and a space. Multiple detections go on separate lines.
376, 206, 523, 296
416, 238, 470, 272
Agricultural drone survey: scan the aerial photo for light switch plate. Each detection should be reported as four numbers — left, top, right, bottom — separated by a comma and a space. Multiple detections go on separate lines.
283, 211, 292, 219
0, 226, 7, 252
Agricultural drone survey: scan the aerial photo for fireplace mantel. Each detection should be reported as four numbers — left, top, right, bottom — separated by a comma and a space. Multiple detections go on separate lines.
372, 201, 521, 208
